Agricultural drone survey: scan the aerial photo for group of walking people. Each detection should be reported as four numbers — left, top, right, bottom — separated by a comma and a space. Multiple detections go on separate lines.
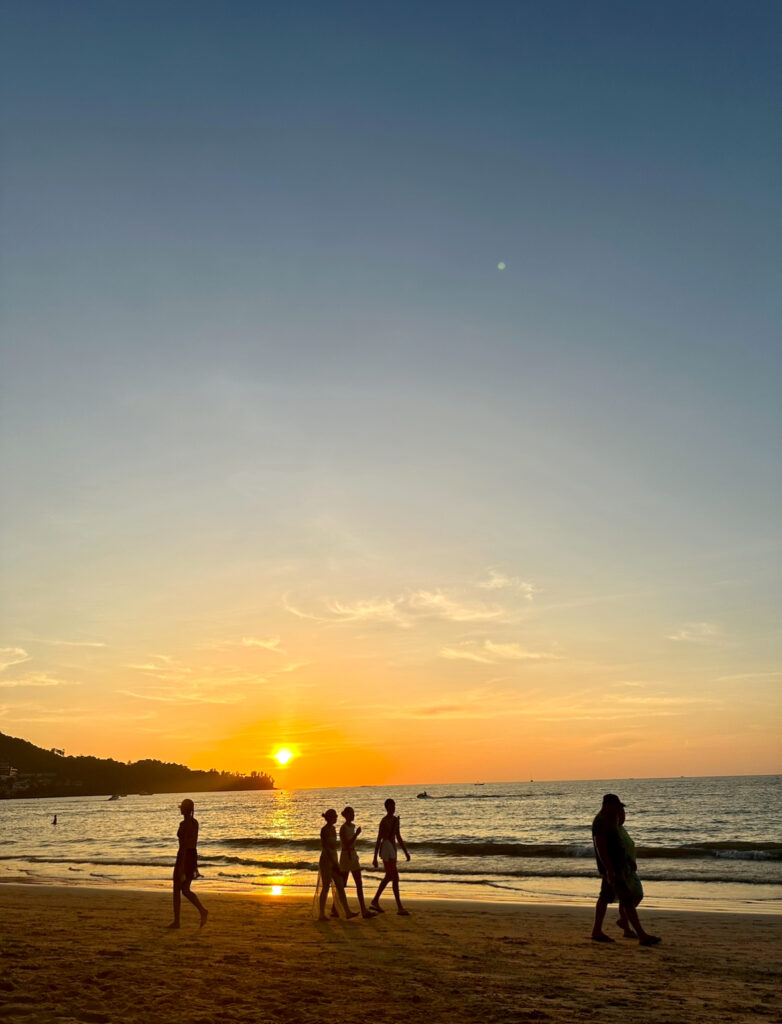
169, 791, 661, 946
315, 798, 410, 920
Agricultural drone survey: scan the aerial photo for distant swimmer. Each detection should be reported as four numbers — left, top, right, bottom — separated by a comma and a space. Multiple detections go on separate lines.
370, 798, 411, 916
52, 815, 57, 825
168, 798, 207, 930
591, 793, 660, 947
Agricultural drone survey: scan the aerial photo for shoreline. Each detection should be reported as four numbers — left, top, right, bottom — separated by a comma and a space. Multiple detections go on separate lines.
1, 876, 779, 917
0, 885, 779, 1024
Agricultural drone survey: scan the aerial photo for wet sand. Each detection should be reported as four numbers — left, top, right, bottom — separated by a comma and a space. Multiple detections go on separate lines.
0, 885, 779, 1024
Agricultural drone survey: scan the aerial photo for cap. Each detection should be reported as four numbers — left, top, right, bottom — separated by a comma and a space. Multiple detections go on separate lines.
602, 793, 625, 807
179, 798, 194, 812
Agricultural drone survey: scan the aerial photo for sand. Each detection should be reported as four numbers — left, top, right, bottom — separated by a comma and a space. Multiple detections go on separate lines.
0, 885, 779, 1024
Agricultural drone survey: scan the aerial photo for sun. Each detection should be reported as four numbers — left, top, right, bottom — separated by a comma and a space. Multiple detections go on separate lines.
273, 747, 294, 766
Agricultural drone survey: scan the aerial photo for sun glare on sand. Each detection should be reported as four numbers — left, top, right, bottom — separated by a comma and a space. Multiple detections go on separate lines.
274, 748, 294, 766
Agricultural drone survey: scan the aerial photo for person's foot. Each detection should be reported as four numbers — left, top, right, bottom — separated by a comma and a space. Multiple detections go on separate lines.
369, 902, 384, 913
639, 935, 661, 946
590, 933, 614, 943
346, 911, 359, 919
317, 914, 329, 922
166, 922, 180, 929
199, 909, 208, 929
361, 909, 376, 918
397, 907, 411, 916
330, 907, 340, 918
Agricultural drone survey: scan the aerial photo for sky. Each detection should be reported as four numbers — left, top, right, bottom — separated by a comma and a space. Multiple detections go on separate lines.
0, 1, 780, 787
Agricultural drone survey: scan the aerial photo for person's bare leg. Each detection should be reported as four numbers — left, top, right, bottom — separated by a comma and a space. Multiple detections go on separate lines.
168, 882, 182, 928
318, 874, 330, 921
621, 903, 660, 945
371, 873, 390, 911
391, 873, 409, 915
182, 883, 208, 927
616, 906, 636, 937
591, 894, 613, 941
353, 870, 373, 916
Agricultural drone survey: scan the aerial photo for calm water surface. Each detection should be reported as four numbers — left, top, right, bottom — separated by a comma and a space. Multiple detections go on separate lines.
1, 775, 779, 913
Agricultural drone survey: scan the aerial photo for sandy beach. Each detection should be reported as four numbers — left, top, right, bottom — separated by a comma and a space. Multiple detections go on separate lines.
0, 885, 779, 1024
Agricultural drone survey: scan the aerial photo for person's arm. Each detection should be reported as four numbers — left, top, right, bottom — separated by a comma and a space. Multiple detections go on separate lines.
395, 817, 410, 861
342, 825, 361, 853
373, 823, 383, 867
594, 834, 616, 883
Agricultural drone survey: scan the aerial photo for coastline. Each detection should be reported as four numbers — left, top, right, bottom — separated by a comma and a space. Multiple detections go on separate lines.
0, 885, 779, 1024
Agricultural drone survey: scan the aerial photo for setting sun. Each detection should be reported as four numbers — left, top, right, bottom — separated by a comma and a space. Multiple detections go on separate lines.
273, 748, 294, 766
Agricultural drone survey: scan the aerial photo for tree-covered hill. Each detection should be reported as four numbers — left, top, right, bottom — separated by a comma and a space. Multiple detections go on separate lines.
0, 731, 274, 799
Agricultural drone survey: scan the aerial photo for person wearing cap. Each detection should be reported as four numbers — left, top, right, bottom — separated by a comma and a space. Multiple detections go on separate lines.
168, 798, 208, 929
339, 806, 375, 918
591, 794, 660, 946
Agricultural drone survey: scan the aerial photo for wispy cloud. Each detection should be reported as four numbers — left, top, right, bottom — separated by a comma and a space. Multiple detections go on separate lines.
0, 672, 80, 689
285, 584, 508, 629
241, 636, 286, 654
409, 590, 503, 623
441, 646, 495, 664
716, 671, 782, 682
125, 655, 193, 682
327, 599, 409, 627
0, 647, 31, 672
478, 570, 536, 600
40, 639, 107, 648
667, 622, 721, 643
117, 688, 244, 706
440, 640, 559, 664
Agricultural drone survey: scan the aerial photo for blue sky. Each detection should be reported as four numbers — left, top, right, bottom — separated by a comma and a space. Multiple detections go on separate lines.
0, 1, 779, 782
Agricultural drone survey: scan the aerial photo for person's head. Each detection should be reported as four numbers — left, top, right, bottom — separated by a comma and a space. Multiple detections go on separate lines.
601, 793, 624, 820
179, 798, 194, 817
341, 806, 354, 822
322, 809, 338, 825
384, 798, 396, 814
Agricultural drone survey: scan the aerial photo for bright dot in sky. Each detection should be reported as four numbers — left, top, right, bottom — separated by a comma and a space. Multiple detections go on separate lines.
497, 261, 506, 270
274, 748, 294, 766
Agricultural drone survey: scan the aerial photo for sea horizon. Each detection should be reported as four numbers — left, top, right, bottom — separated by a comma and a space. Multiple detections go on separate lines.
2, 774, 779, 916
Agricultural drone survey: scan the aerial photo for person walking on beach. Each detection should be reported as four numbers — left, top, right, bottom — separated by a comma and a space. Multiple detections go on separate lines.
168, 798, 208, 930
370, 798, 411, 915
339, 806, 375, 918
316, 809, 357, 921
591, 793, 659, 946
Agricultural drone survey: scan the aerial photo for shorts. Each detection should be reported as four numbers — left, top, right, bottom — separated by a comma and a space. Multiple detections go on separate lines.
340, 852, 360, 874
380, 839, 396, 862
598, 873, 637, 906
175, 849, 198, 884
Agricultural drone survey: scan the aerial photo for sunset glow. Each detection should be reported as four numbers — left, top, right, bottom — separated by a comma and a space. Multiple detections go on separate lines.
0, 2, 779, 789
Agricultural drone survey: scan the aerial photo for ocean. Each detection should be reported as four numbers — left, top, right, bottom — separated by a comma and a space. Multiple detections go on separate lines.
1, 775, 779, 914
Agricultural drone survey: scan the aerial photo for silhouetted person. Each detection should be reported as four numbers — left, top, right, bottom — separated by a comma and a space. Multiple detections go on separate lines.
316, 809, 357, 921
591, 793, 659, 946
339, 806, 374, 918
371, 798, 410, 915
168, 798, 207, 929
52, 814, 57, 825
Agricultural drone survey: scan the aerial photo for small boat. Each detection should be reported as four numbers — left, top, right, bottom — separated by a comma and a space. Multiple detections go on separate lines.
108, 794, 120, 801
416, 791, 431, 799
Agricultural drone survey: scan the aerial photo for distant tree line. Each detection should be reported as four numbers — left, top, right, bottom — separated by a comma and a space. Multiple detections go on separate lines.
0, 731, 274, 799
